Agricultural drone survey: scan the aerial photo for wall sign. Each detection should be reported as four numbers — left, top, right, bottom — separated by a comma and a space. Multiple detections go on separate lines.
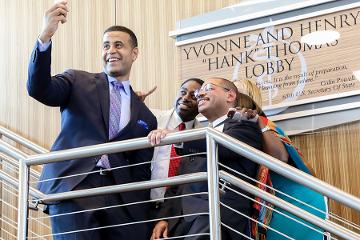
179, 6, 360, 114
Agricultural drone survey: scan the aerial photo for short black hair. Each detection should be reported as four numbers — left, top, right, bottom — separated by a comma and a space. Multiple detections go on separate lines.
180, 78, 204, 87
103, 25, 138, 48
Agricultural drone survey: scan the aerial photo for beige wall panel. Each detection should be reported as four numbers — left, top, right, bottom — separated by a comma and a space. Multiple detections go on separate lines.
0, 0, 115, 150
115, 0, 243, 110
291, 120, 360, 226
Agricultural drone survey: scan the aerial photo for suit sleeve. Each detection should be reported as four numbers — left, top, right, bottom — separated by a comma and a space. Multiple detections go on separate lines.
183, 122, 262, 156
27, 42, 73, 107
182, 121, 262, 178
218, 122, 263, 159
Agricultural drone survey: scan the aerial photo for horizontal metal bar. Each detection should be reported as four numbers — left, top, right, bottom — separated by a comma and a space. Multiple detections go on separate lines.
0, 139, 27, 161
0, 126, 48, 154
0, 170, 44, 199
0, 152, 40, 179
220, 171, 360, 240
39, 172, 207, 204
25, 128, 206, 166
207, 128, 360, 212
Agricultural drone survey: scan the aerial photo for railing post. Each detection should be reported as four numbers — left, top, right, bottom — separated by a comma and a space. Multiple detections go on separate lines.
206, 129, 221, 240
17, 158, 29, 240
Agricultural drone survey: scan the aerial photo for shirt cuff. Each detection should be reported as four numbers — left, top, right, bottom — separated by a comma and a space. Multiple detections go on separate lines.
37, 38, 51, 52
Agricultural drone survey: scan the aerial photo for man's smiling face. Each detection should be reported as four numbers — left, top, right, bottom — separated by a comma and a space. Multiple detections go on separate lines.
175, 80, 202, 122
102, 31, 138, 80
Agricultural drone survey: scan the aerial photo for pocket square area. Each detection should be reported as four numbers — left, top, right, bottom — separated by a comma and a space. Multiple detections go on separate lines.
137, 120, 149, 129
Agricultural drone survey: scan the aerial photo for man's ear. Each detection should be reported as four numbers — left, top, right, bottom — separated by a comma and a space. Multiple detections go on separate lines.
132, 47, 139, 61
227, 89, 237, 105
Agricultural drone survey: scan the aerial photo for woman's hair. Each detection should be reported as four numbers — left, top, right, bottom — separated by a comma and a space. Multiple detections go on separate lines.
233, 80, 263, 114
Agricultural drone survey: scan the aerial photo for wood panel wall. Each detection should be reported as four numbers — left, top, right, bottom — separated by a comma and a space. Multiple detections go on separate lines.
115, 0, 244, 110
0, 0, 358, 238
291, 120, 360, 227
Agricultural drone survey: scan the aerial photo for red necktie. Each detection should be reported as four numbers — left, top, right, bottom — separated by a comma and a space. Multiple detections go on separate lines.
168, 122, 186, 177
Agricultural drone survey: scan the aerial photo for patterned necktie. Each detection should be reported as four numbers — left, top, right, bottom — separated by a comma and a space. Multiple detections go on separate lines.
97, 81, 123, 169
109, 81, 123, 139
168, 122, 186, 178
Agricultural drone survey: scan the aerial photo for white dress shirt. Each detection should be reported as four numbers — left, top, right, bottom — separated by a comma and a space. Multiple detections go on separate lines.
150, 110, 195, 201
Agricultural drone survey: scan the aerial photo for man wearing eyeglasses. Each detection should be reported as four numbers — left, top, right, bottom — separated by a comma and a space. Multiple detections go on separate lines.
149, 77, 263, 240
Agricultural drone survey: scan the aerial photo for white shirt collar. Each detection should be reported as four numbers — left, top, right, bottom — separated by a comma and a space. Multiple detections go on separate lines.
210, 115, 228, 129
170, 110, 195, 130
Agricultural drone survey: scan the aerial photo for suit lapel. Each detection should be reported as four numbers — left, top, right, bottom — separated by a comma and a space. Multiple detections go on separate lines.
220, 118, 232, 132
95, 72, 110, 135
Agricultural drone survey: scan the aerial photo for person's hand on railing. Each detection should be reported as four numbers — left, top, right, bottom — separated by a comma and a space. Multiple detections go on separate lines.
135, 86, 157, 102
150, 220, 169, 239
148, 129, 175, 145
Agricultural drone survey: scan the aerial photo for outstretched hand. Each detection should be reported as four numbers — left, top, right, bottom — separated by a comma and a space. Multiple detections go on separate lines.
39, 0, 69, 43
136, 86, 157, 102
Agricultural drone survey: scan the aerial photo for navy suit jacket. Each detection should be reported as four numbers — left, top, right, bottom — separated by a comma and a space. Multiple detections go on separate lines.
159, 119, 262, 235
27, 43, 157, 220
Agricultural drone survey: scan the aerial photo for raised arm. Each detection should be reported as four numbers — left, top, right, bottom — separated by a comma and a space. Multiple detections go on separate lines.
27, 1, 73, 107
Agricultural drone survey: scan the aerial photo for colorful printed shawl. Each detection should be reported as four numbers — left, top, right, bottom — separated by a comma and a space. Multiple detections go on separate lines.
251, 116, 312, 240
259, 116, 311, 174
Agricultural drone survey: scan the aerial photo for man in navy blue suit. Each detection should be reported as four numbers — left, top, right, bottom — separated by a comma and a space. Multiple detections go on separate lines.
27, 1, 156, 239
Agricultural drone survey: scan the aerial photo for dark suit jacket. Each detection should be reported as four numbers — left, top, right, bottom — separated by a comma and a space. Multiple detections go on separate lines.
27, 43, 157, 221
159, 119, 262, 235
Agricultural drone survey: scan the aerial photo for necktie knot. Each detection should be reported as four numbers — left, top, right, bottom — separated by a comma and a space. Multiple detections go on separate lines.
112, 81, 123, 91
178, 122, 186, 131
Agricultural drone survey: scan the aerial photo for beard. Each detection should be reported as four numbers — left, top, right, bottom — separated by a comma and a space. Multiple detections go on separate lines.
176, 105, 198, 122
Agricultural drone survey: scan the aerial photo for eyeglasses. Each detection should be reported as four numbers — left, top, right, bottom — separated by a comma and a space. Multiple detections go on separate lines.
194, 83, 230, 99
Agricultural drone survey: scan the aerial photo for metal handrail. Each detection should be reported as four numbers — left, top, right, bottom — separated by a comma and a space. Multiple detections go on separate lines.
0, 140, 42, 182
22, 127, 360, 211
0, 139, 28, 164
0, 126, 48, 154
0, 170, 42, 199
12, 127, 360, 240
37, 172, 207, 203
207, 128, 360, 212
24, 128, 206, 166
0, 152, 40, 179
220, 170, 360, 240
0, 126, 47, 185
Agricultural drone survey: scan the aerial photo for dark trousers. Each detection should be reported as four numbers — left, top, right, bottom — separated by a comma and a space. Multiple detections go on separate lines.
47, 169, 150, 240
